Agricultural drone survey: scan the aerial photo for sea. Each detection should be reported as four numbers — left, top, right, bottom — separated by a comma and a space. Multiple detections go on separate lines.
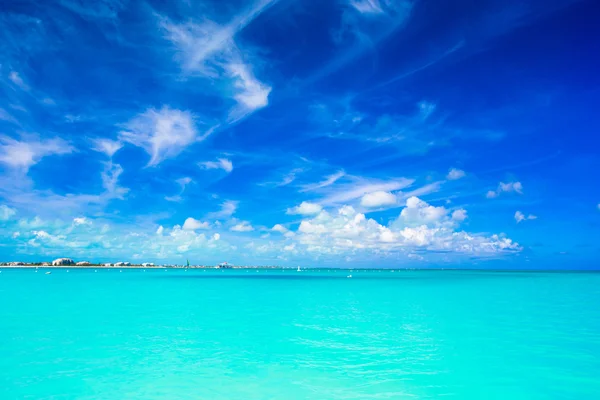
1, 268, 599, 399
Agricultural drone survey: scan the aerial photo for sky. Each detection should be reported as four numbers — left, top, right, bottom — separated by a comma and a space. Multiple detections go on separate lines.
0, 0, 599, 268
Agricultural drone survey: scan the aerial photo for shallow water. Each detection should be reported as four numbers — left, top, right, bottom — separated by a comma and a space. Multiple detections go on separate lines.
1, 268, 599, 399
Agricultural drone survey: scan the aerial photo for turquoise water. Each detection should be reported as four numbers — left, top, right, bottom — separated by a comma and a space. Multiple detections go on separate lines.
1, 269, 599, 399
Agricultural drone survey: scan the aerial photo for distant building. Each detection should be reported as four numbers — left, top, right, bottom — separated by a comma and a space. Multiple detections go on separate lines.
114, 262, 131, 267
141, 262, 155, 267
76, 261, 91, 266
103, 263, 112, 267
217, 262, 232, 269
8, 261, 25, 266
41, 262, 51, 266
52, 258, 74, 266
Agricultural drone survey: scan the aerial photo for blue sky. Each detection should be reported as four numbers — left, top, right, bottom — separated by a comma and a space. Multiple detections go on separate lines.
0, 0, 599, 268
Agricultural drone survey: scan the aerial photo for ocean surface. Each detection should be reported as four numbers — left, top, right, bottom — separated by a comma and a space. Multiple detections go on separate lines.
1, 268, 599, 399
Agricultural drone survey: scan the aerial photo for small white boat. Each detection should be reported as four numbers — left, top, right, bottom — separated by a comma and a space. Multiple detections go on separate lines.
45, 271, 52, 275
347, 275, 352, 278
297, 266, 301, 272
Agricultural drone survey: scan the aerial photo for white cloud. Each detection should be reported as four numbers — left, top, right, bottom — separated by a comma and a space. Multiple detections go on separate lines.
182, 217, 210, 230
300, 171, 345, 192
447, 168, 466, 180
451, 209, 468, 222
287, 201, 323, 215
321, 178, 414, 205
349, 0, 384, 14
360, 191, 397, 208
92, 138, 122, 158
1, 205, 17, 220
271, 224, 287, 233
0, 136, 74, 172
230, 221, 254, 232
487, 181, 523, 198
208, 200, 238, 219
119, 107, 199, 166
291, 197, 519, 255
9, 71, 28, 91
515, 211, 537, 223
73, 217, 91, 226
156, 225, 164, 235
400, 196, 447, 226
100, 161, 128, 199
212, 233, 221, 241
0, 108, 17, 124
165, 177, 193, 202
199, 158, 233, 173
161, 1, 275, 122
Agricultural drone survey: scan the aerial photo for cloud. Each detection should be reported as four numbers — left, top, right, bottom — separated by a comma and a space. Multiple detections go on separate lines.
360, 191, 397, 208
182, 217, 210, 230
1, 205, 17, 221
271, 224, 289, 233
73, 217, 91, 226
287, 201, 323, 216
199, 158, 233, 173
447, 168, 466, 180
156, 225, 164, 235
119, 107, 199, 166
300, 171, 345, 192
92, 138, 122, 158
0, 108, 18, 124
487, 181, 523, 198
515, 211, 537, 223
230, 221, 254, 232
451, 209, 468, 222
0, 136, 74, 172
161, 0, 276, 122
400, 196, 447, 226
208, 200, 238, 219
8, 71, 28, 91
291, 198, 519, 256
349, 0, 384, 14
213, 233, 221, 241
321, 178, 414, 205
165, 177, 193, 202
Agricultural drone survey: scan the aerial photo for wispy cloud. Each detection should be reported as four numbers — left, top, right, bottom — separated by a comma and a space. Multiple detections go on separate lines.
119, 107, 202, 166
199, 158, 234, 173
300, 171, 345, 192
0, 136, 74, 172
161, 0, 276, 123
207, 200, 238, 219
8, 71, 29, 91
230, 221, 254, 232
92, 138, 122, 158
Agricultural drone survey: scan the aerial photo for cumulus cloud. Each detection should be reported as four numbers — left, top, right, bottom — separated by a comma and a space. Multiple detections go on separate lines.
291, 198, 519, 256
287, 201, 323, 215
487, 181, 523, 198
271, 224, 289, 233
1, 205, 17, 220
451, 209, 468, 222
182, 217, 210, 230
119, 107, 199, 166
199, 158, 233, 173
0, 136, 74, 172
213, 233, 221, 241
156, 225, 164, 235
447, 168, 466, 180
360, 191, 397, 208
515, 211, 537, 223
230, 221, 254, 232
